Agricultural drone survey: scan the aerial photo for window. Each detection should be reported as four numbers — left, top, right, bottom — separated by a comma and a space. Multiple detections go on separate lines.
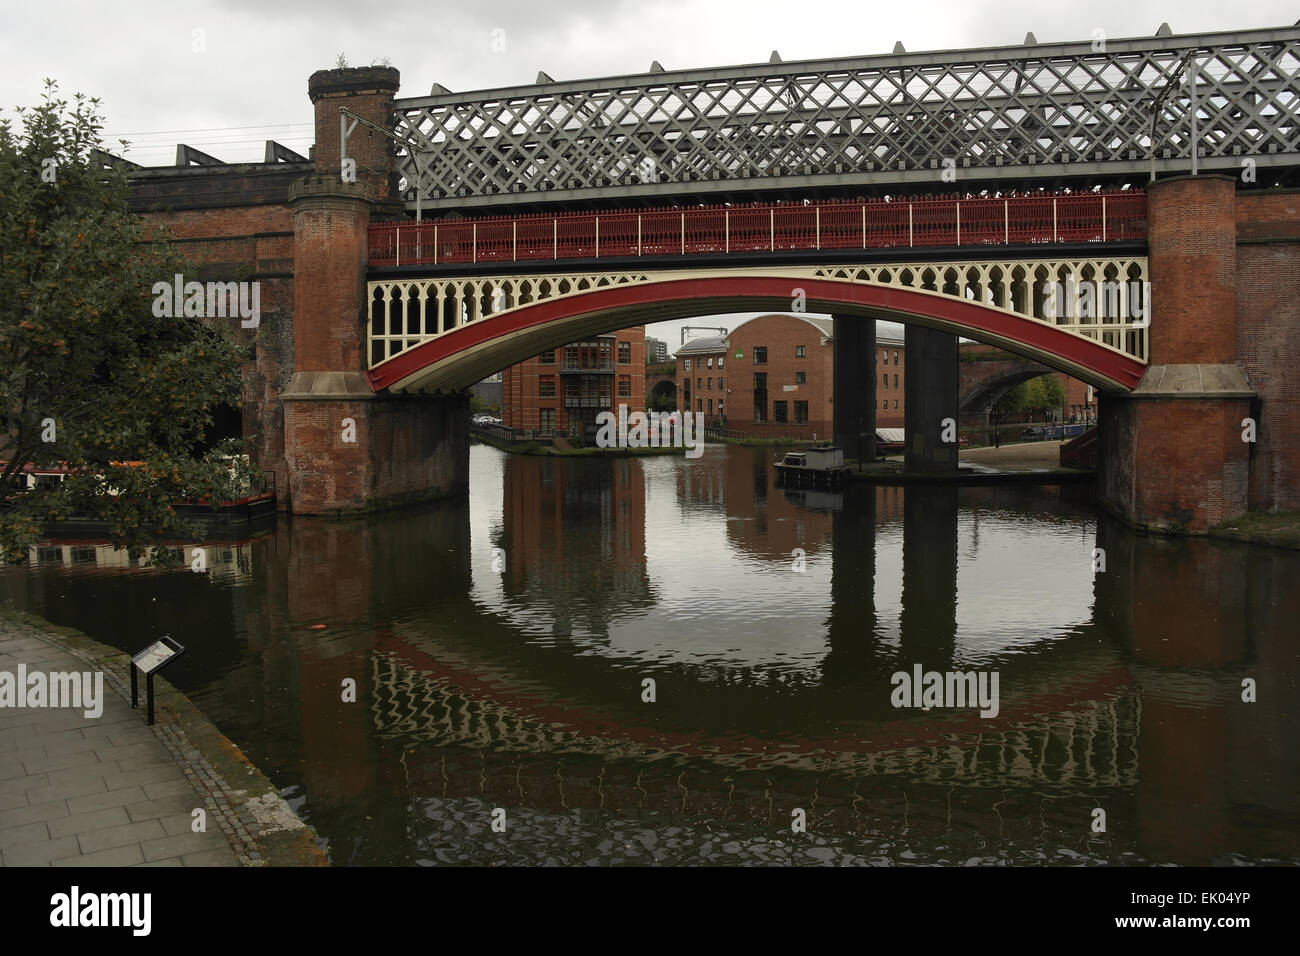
894, 374, 899, 388
698, 398, 703, 412
894, 399, 899, 409
539, 376, 556, 397
707, 399, 713, 415
795, 345, 806, 358
618, 376, 631, 397
794, 401, 808, 424
708, 377, 713, 390
718, 400, 724, 415
794, 371, 806, 385
540, 350, 555, 365
882, 399, 888, 409
684, 358, 691, 372
539, 408, 556, 433
880, 350, 887, 365
697, 378, 702, 392
882, 373, 889, 389
753, 347, 767, 365
707, 357, 713, 369
894, 351, 899, 366
717, 357, 724, 369
773, 401, 788, 423
718, 377, 723, 391
618, 342, 631, 364
684, 378, 691, 403
753, 372, 768, 423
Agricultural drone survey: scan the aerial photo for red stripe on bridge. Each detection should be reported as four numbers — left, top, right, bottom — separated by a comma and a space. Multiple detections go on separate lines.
367, 275, 1147, 393
370, 190, 1147, 267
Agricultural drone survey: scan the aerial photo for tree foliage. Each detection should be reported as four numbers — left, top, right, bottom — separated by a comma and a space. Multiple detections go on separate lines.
0, 81, 253, 565
994, 374, 1067, 414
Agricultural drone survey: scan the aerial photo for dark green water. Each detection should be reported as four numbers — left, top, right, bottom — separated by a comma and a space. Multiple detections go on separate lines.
2, 443, 1297, 865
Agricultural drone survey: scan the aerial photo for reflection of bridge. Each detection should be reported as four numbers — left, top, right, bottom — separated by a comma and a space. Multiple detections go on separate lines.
369, 646, 1141, 792
130, 25, 1300, 532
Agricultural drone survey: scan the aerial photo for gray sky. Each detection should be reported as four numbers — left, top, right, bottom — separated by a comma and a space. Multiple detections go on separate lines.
5, 0, 1293, 349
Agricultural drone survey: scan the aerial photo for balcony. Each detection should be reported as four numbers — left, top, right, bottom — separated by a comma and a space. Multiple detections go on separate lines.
563, 395, 612, 408
559, 358, 615, 374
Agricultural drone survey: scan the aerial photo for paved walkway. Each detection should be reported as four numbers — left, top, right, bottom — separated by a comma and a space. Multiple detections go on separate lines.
0, 629, 239, 866
958, 440, 1067, 470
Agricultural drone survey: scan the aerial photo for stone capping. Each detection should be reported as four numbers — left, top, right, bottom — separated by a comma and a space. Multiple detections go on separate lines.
281, 370, 377, 400
308, 66, 401, 102
288, 175, 374, 206
1126, 363, 1256, 399
1149, 172, 1238, 189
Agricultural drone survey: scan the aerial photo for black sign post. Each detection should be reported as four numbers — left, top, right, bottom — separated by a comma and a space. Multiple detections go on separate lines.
130, 636, 186, 726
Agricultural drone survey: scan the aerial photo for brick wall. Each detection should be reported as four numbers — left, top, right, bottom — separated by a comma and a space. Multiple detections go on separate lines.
1236, 189, 1300, 511
727, 315, 833, 439
283, 395, 467, 513
1148, 175, 1238, 365
1100, 396, 1252, 532
135, 177, 298, 507
308, 67, 401, 206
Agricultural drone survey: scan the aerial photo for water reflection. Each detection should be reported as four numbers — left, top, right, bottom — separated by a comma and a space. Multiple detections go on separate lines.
1, 443, 1296, 866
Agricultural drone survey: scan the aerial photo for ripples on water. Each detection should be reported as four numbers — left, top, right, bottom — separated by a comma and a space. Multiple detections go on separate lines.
2, 442, 1297, 866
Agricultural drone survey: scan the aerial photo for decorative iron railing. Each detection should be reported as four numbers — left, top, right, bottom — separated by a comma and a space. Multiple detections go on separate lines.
370, 191, 1147, 267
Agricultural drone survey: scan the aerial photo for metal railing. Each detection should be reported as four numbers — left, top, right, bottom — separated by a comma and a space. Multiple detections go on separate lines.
369, 191, 1147, 267
559, 358, 614, 372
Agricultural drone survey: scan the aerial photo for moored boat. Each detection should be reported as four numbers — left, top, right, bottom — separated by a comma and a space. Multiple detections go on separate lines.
773, 445, 850, 487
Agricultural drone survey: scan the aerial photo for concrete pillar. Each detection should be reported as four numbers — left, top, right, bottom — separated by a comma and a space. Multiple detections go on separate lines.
903, 326, 959, 473
1097, 175, 1255, 533
832, 315, 875, 463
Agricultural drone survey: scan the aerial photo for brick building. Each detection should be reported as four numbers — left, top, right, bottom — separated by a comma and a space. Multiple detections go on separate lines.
501, 327, 646, 441
676, 315, 836, 440
674, 316, 1100, 443
875, 333, 906, 428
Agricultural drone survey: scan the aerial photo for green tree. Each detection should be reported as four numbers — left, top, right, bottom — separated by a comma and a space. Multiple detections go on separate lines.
995, 374, 1066, 415
0, 81, 252, 565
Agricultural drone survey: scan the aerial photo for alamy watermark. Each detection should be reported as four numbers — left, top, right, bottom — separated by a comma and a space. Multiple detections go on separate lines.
595, 405, 705, 459
0, 665, 104, 718
1041, 278, 1150, 326
151, 274, 260, 328
50, 886, 151, 936
890, 664, 1000, 718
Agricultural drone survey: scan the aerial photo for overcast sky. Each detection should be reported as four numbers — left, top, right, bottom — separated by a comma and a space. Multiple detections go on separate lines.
5, 0, 1294, 348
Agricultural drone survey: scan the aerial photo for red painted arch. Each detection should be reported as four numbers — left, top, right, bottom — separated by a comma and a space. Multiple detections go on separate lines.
367, 275, 1146, 394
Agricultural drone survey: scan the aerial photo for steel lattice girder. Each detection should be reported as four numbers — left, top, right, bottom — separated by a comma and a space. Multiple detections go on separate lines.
390, 26, 1299, 212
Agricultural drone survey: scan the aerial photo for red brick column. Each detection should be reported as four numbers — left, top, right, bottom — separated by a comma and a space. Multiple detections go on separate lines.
1148, 176, 1238, 365
308, 66, 401, 204
1098, 175, 1255, 533
279, 67, 469, 514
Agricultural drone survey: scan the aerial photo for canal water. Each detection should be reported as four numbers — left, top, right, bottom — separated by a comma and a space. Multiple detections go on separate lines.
2, 443, 1296, 866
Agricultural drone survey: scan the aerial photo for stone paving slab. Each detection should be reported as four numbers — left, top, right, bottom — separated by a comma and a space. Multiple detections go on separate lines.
0, 629, 238, 867
0, 610, 327, 868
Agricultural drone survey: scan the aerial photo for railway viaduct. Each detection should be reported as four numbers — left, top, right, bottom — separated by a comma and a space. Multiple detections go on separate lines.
123, 25, 1300, 533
